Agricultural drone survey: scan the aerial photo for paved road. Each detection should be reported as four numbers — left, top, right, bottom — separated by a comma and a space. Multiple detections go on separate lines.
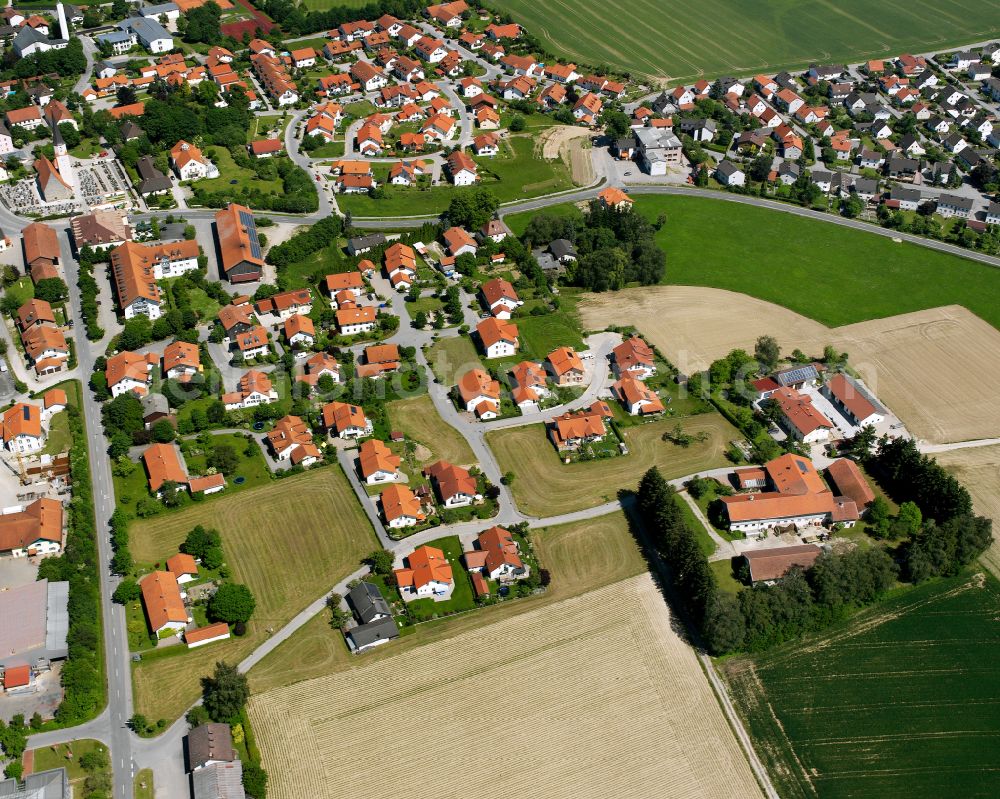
72, 36, 98, 97
59, 228, 136, 799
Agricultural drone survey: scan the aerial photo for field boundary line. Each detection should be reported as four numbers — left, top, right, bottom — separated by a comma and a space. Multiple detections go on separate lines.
699, 655, 782, 799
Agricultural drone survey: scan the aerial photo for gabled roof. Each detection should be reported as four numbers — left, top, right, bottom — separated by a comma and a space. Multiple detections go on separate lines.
394, 544, 449, 587
1, 402, 41, 443
142, 443, 187, 491
358, 438, 400, 478
139, 570, 187, 631
476, 317, 518, 349
546, 346, 583, 376
424, 459, 477, 501
380, 484, 425, 524
322, 401, 368, 432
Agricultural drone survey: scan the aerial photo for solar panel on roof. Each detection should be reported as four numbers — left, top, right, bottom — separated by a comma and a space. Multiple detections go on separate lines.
776, 365, 817, 386
239, 210, 262, 260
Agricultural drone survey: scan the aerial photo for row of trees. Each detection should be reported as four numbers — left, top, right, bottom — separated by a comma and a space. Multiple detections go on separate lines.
36, 408, 106, 724
266, 216, 344, 269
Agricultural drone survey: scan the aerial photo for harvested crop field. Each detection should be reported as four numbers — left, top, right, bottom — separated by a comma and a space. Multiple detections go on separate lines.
249, 573, 762, 799
578, 287, 1000, 444
724, 572, 1000, 799
537, 125, 593, 184
936, 444, 1000, 578
129, 468, 375, 723
487, 413, 738, 516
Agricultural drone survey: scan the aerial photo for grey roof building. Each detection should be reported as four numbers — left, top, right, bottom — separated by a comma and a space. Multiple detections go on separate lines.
187, 724, 237, 771
135, 155, 171, 196
548, 238, 577, 262
347, 581, 391, 625
347, 616, 399, 652
346, 233, 386, 256
0, 768, 70, 798
0, 579, 69, 666
192, 762, 245, 799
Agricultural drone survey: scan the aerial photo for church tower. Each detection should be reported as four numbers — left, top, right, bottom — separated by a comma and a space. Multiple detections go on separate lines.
52, 125, 75, 191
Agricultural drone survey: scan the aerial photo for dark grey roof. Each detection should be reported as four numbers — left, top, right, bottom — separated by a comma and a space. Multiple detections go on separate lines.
348, 233, 386, 251
192, 762, 245, 799
121, 120, 143, 140
614, 137, 634, 151
810, 169, 833, 184
777, 161, 800, 178
13, 26, 50, 50
347, 581, 391, 625
548, 238, 576, 259
937, 193, 975, 211
0, 768, 70, 798
715, 159, 742, 177
889, 187, 921, 203
142, 391, 170, 417
187, 724, 236, 771
347, 616, 399, 650
136, 155, 171, 195
773, 364, 818, 386
852, 177, 878, 195
886, 156, 919, 173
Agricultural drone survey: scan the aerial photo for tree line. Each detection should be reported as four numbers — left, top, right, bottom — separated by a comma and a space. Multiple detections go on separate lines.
36, 406, 106, 725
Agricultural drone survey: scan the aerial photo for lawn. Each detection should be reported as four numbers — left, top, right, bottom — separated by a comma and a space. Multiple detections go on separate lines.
510, 194, 1000, 331
724, 572, 1000, 799
134, 769, 154, 799
113, 432, 272, 520
280, 237, 352, 289
486, 413, 740, 516
496, 0, 1000, 82
425, 335, 484, 385
248, 510, 644, 693
42, 410, 71, 455
386, 394, 476, 466
338, 135, 577, 218
30, 739, 107, 781
6, 275, 33, 308
129, 467, 376, 725
514, 308, 585, 357
641, 195, 1000, 331
197, 147, 284, 196
403, 535, 475, 617
184, 286, 222, 320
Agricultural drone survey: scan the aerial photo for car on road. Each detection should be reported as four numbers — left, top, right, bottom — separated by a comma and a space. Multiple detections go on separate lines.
624, 171, 632, 176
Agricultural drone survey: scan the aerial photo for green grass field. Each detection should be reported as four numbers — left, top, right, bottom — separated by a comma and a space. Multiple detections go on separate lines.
509, 195, 1000, 330
494, 0, 1000, 82
339, 136, 575, 218
129, 467, 376, 725
724, 572, 1000, 798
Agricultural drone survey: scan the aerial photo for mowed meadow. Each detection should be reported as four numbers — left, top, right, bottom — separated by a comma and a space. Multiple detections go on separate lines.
129, 468, 376, 723
494, 0, 1000, 81
724, 573, 1000, 799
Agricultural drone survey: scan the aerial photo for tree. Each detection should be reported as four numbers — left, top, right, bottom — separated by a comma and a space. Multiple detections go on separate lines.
112, 579, 141, 604
80, 748, 109, 773
118, 316, 152, 351
242, 764, 268, 799
185, 705, 211, 728
866, 495, 892, 538
201, 661, 250, 723
34, 277, 68, 304
509, 114, 525, 132
702, 592, 745, 654
366, 549, 394, 575
445, 188, 499, 230
754, 335, 780, 371
208, 444, 239, 475
151, 419, 176, 443
413, 310, 428, 329
891, 501, 923, 539
209, 583, 256, 624
103, 392, 144, 435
